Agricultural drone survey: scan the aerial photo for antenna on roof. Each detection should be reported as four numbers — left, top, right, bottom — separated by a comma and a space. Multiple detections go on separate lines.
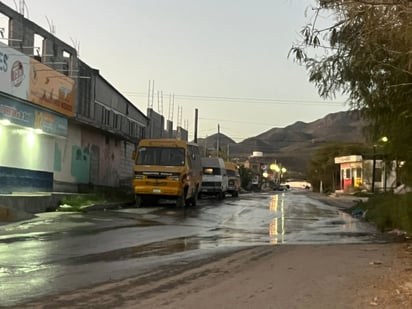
177, 106, 183, 128
168, 93, 175, 121
18, 0, 29, 18
70, 38, 80, 56
45, 16, 56, 34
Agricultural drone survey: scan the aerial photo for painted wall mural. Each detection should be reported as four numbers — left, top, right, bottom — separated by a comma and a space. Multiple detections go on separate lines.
70, 145, 90, 183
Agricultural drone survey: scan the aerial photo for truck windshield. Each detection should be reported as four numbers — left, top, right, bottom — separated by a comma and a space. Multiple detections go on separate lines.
137, 147, 185, 166
227, 170, 238, 177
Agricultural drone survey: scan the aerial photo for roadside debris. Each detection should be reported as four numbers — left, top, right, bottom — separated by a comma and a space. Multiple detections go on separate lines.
369, 296, 379, 306
387, 229, 408, 236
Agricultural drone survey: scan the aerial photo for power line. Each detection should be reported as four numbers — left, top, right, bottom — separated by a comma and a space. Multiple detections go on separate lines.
199, 117, 278, 127
175, 94, 344, 106
122, 91, 346, 106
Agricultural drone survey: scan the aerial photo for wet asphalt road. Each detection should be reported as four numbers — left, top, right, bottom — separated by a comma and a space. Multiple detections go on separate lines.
0, 190, 382, 306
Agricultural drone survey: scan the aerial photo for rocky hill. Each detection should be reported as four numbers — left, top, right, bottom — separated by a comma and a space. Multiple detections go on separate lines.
197, 111, 367, 176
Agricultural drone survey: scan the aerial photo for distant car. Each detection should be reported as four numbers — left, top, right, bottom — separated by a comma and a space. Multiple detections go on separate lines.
273, 184, 289, 191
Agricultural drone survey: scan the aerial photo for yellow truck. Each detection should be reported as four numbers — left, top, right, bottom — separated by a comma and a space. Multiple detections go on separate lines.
225, 161, 241, 197
133, 139, 202, 207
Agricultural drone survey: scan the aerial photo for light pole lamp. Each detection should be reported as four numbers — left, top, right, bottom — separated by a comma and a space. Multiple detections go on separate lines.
371, 136, 388, 193
270, 163, 280, 184
371, 145, 376, 193
280, 167, 287, 184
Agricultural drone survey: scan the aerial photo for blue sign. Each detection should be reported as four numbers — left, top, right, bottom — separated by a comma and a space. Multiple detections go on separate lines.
0, 93, 68, 137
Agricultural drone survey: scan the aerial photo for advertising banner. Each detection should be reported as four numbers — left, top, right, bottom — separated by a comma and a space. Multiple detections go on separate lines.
29, 59, 75, 117
0, 94, 68, 137
0, 42, 30, 100
0, 42, 75, 117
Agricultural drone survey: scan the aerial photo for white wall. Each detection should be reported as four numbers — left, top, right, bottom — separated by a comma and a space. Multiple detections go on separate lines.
0, 125, 54, 172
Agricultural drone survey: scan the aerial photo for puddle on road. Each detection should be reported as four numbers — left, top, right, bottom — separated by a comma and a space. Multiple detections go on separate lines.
0, 263, 49, 277
266, 193, 384, 245
59, 237, 202, 265
1, 192, 389, 269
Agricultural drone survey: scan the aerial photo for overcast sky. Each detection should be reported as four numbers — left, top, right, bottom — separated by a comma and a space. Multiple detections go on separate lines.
0, 0, 347, 142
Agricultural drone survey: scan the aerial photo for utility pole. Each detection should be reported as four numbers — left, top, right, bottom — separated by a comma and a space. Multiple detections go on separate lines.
147, 80, 152, 109
217, 124, 220, 157
204, 136, 207, 156
194, 108, 198, 143
151, 80, 155, 108
371, 145, 376, 193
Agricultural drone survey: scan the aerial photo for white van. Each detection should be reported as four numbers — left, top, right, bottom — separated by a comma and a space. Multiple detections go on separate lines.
199, 157, 228, 199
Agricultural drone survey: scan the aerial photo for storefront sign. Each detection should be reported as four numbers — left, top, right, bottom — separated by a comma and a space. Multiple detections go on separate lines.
334, 155, 363, 164
0, 42, 30, 100
0, 94, 68, 137
0, 42, 75, 117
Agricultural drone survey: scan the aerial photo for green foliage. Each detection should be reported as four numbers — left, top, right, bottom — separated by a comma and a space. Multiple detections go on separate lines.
239, 165, 253, 190
352, 192, 412, 235
291, 1, 412, 184
60, 193, 104, 207
58, 187, 134, 212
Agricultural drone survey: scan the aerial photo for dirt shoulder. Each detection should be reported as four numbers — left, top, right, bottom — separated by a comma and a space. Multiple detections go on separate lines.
12, 243, 412, 309
300, 190, 364, 210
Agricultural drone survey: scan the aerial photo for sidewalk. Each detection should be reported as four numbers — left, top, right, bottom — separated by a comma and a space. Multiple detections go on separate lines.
297, 190, 367, 211
0, 192, 57, 223
0, 192, 134, 224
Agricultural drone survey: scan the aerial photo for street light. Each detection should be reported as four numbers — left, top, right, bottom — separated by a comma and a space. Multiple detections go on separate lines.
371, 136, 388, 193
280, 167, 287, 184
270, 163, 280, 184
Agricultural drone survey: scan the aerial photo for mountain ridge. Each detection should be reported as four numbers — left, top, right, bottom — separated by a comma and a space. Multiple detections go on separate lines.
197, 110, 367, 176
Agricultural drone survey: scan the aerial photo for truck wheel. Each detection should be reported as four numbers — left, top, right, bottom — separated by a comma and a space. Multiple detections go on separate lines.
176, 188, 187, 208
217, 191, 224, 200
135, 195, 143, 208
176, 194, 184, 208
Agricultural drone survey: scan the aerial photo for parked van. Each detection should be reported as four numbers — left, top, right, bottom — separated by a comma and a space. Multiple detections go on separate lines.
225, 161, 241, 197
199, 157, 228, 199
133, 139, 202, 207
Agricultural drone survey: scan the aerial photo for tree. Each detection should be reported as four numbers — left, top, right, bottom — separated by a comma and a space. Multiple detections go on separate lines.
290, 0, 412, 184
239, 165, 253, 190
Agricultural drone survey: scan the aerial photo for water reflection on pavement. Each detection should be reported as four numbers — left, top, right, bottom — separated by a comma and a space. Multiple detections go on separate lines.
0, 190, 385, 306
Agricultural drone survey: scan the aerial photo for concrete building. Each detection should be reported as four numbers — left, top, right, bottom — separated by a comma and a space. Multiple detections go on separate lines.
0, 2, 148, 193
334, 155, 399, 193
